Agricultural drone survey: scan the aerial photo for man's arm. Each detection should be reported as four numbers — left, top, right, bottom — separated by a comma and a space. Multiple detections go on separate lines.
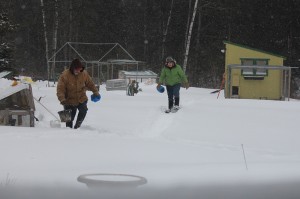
56, 75, 67, 103
85, 72, 99, 95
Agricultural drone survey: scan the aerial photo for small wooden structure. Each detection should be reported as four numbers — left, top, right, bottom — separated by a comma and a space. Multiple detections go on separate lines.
105, 79, 127, 91
224, 41, 292, 100
0, 83, 35, 127
118, 70, 157, 83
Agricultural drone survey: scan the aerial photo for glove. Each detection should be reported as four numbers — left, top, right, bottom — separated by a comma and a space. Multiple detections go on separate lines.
156, 83, 161, 89
91, 93, 101, 102
60, 100, 67, 105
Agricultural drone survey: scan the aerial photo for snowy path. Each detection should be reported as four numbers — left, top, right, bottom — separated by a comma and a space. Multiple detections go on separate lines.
1, 79, 300, 198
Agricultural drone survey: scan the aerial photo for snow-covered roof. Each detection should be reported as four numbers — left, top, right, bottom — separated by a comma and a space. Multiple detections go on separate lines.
0, 78, 31, 101
106, 59, 144, 65
119, 70, 157, 76
0, 71, 11, 79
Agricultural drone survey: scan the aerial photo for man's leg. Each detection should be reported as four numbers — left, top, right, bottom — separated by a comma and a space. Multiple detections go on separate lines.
74, 101, 88, 129
64, 105, 77, 128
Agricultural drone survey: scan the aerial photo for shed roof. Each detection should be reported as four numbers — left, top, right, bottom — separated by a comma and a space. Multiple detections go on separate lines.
0, 82, 35, 111
0, 82, 30, 101
223, 41, 287, 60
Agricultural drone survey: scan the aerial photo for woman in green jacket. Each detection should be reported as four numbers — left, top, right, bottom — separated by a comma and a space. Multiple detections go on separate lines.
157, 56, 189, 113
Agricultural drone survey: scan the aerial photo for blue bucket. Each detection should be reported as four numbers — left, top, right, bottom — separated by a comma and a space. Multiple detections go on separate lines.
157, 86, 165, 93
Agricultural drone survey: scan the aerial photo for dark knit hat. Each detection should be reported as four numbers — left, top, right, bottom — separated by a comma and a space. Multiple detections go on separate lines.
69, 58, 85, 74
70, 58, 83, 69
166, 56, 175, 63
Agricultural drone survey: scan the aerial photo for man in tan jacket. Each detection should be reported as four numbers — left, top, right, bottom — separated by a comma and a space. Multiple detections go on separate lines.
57, 58, 100, 129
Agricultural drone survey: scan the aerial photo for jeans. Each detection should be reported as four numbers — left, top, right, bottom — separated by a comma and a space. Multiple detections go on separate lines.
166, 83, 181, 109
64, 101, 88, 128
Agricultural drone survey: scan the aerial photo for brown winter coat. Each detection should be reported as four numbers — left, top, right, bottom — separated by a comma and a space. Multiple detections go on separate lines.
56, 69, 99, 106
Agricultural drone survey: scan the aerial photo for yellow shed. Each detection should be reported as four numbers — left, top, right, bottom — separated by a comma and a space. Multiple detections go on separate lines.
223, 41, 291, 100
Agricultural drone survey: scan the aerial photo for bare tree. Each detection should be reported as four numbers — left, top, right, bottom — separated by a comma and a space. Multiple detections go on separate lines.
50, 0, 59, 82
68, 0, 73, 42
40, 0, 50, 85
63, 0, 73, 63
162, 0, 174, 60
183, 0, 199, 73
195, 2, 202, 57
143, 0, 149, 62
184, 0, 192, 49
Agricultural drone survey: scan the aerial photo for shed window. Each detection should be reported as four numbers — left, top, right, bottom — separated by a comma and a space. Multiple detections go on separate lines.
242, 68, 254, 75
241, 59, 268, 65
241, 60, 254, 65
256, 67, 267, 75
240, 58, 269, 77
256, 60, 268, 65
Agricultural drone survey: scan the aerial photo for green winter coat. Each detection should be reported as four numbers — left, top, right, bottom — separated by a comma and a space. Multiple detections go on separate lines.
158, 64, 188, 86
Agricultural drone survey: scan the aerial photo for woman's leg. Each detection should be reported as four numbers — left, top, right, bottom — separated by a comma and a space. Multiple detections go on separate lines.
173, 83, 181, 107
166, 85, 174, 109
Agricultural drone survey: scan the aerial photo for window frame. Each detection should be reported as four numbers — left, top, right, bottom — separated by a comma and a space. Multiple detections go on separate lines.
240, 58, 269, 77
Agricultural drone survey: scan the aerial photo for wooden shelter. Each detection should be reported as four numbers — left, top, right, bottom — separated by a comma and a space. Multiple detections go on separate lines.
223, 41, 292, 100
0, 83, 35, 127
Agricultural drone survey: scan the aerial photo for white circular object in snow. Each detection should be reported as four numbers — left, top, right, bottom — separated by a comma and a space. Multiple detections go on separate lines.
77, 173, 147, 188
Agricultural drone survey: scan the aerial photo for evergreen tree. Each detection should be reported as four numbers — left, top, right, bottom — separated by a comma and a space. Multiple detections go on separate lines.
0, 12, 18, 68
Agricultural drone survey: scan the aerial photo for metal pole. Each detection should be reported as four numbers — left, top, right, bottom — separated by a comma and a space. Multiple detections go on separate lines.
241, 144, 248, 170
92, 63, 94, 79
106, 63, 109, 80
288, 68, 291, 101
111, 64, 114, 79
33, 97, 60, 121
98, 62, 100, 84
284, 69, 287, 100
136, 62, 138, 82
228, 67, 232, 98
98, 44, 118, 62
280, 69, 284, 99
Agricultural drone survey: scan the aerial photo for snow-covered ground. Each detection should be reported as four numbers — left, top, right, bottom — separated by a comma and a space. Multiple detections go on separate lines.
1, 78, 300, 198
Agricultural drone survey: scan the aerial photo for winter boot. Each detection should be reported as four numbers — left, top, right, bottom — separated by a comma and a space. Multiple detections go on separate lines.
74, 121, 82, 129
165, 109, 171, 113
168, 99, 174, 110
66, 121, 73, 128
74, 102, 88, 129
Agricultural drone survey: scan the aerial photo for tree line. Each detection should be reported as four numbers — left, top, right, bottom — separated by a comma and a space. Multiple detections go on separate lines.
1, 0, 300, 91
